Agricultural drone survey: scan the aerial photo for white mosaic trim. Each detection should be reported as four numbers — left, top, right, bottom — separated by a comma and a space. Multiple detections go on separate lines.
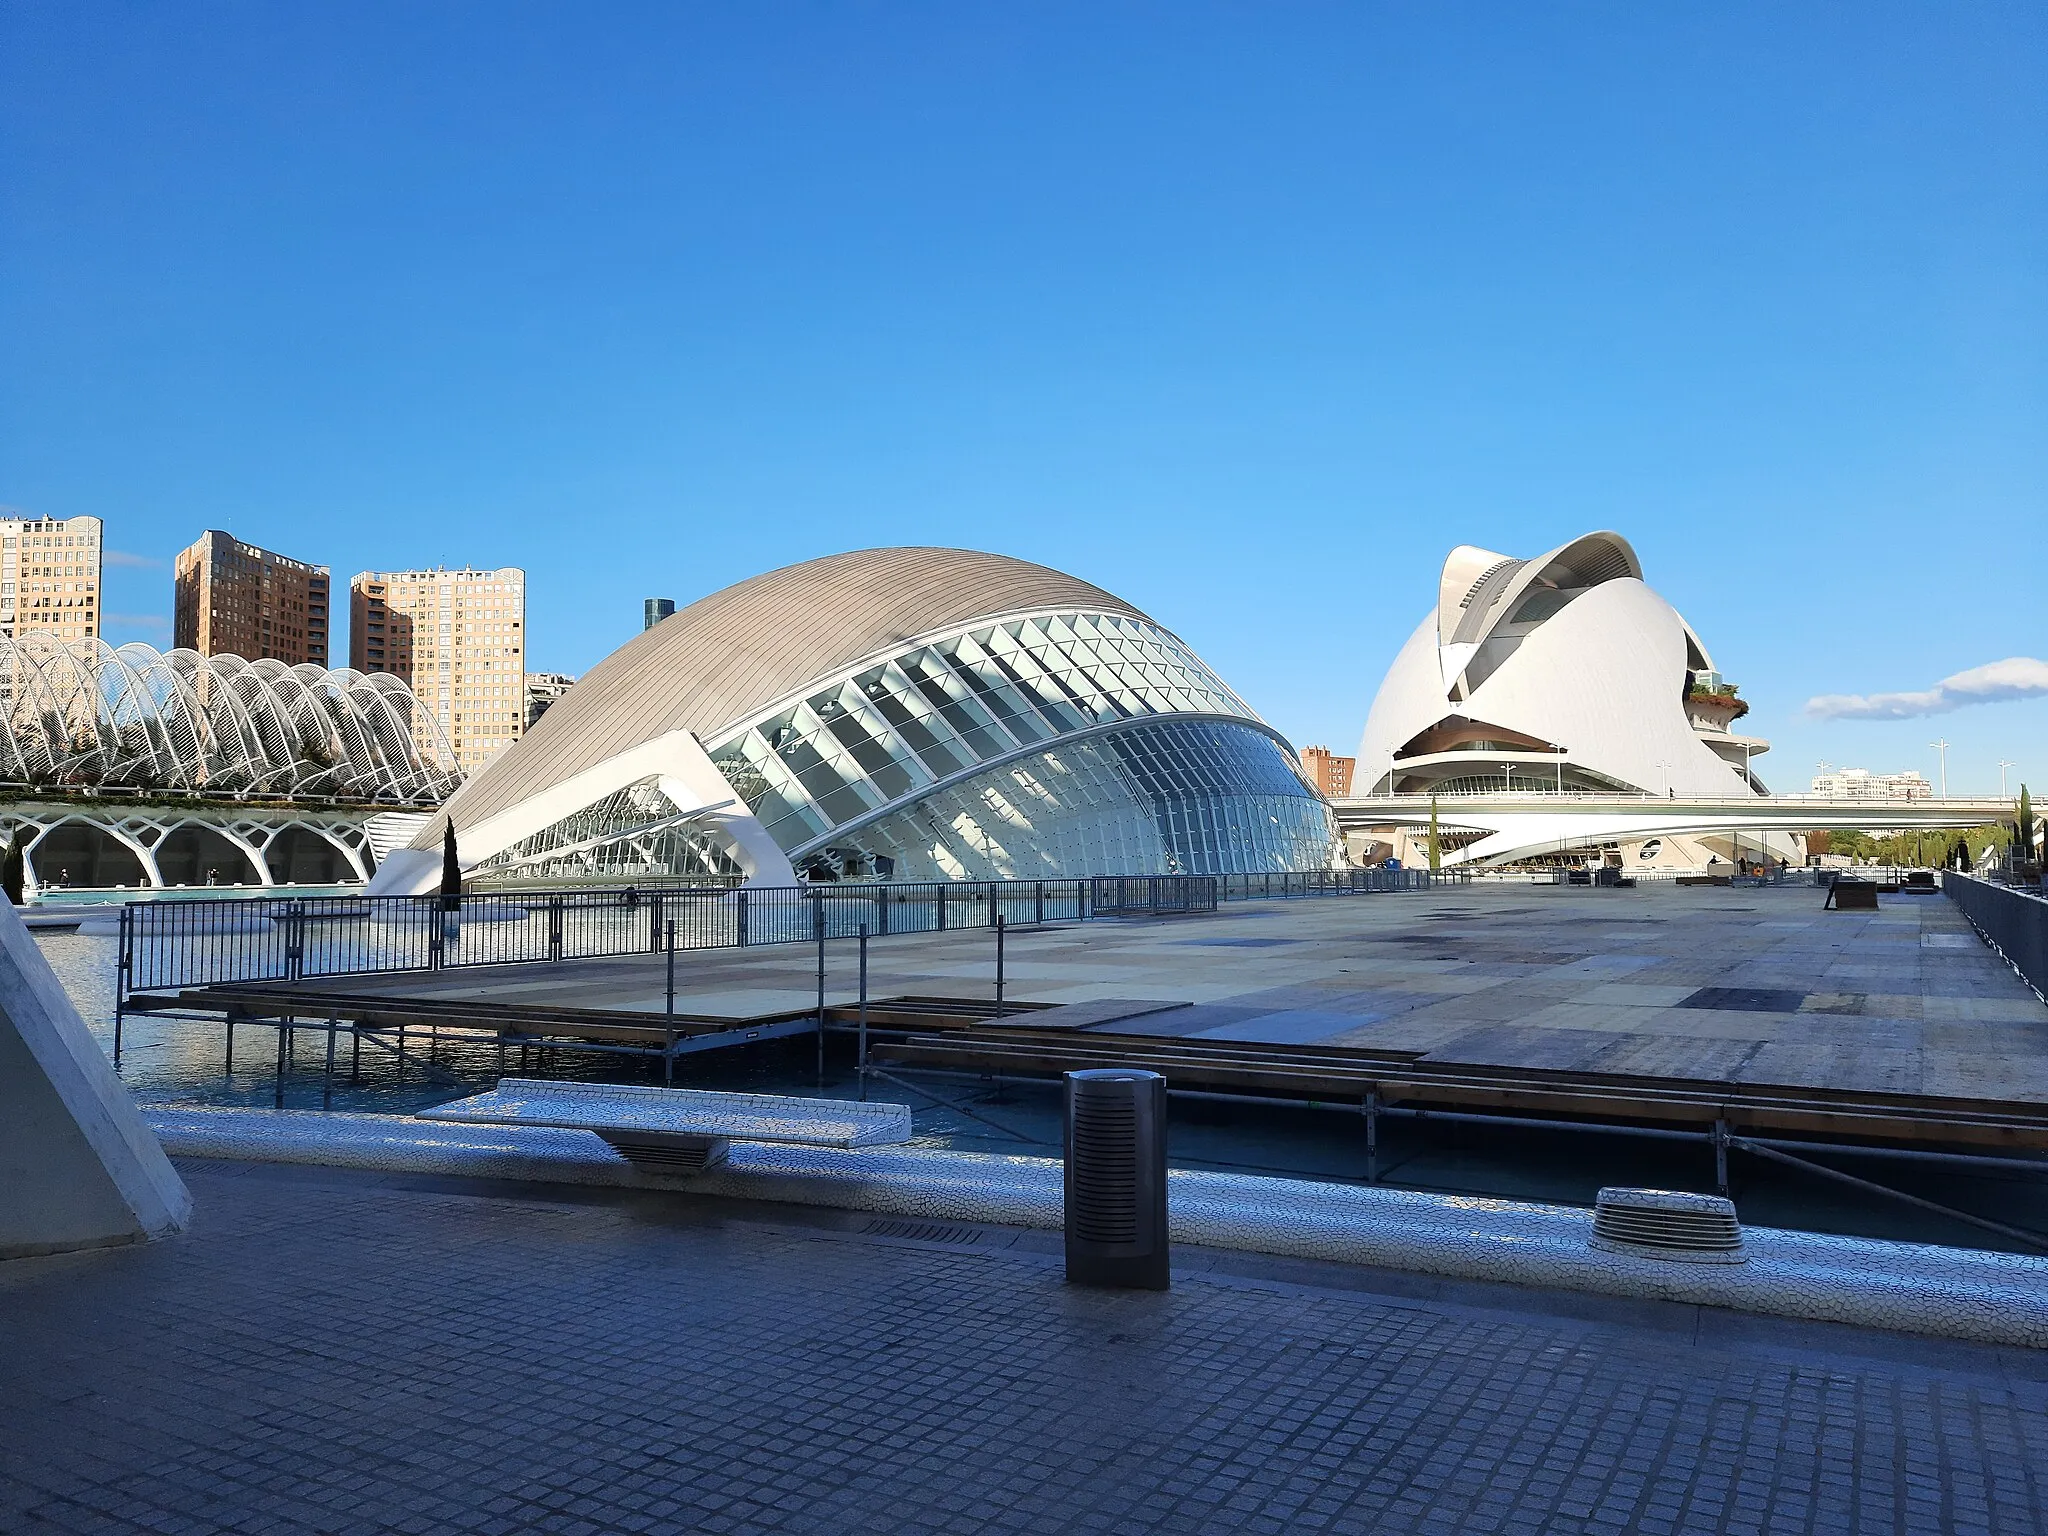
416, 1080, 913, 1148
144, 1106, 2048, 1350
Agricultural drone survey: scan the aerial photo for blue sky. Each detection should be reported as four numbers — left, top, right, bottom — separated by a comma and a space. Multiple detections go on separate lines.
3, 3, 2043, 795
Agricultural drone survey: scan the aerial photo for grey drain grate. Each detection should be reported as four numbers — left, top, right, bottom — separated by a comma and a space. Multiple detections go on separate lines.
1591, 1187, 1746, 1264
863, 1218, 983, 1246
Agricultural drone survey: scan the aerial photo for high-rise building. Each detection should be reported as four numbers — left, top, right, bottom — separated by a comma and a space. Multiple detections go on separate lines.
1, 514, 103, 641
1301, 746, 1356, 798
644, 597, 676, 630
173, 531, 330, 665
524, 671, 575, 728
350, 567, 525, 775
348, 577, 411, 677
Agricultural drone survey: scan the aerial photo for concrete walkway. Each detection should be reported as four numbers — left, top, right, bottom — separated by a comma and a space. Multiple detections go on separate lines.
3, 1160, 2044, 1535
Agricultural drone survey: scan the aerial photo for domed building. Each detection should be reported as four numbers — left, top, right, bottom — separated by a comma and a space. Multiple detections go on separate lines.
1353, 531, 1786, 868
368, 548, 1340, 891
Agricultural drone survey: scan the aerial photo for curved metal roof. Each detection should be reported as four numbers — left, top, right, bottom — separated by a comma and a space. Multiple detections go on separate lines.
430, 547, 1155, 838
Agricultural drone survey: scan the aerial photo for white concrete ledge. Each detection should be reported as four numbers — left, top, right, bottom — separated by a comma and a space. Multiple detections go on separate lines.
144, 1106, 2048, 1350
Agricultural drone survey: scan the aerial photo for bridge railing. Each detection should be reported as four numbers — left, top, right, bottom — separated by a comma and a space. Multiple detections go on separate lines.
1216, 868, 1467, 899
1331, 789, 2011, 806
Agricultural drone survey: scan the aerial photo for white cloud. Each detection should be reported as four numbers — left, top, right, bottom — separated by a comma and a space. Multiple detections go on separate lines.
1805, 657, 2048, 720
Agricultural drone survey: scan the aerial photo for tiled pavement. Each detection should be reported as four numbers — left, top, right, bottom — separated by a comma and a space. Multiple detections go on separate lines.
4, 1161, 2046, 1535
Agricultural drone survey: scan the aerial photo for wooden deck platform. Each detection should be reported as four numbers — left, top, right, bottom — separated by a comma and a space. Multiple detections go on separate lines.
159, 881, 2048, 1148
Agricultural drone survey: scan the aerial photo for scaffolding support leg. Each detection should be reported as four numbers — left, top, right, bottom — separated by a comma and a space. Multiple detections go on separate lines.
1365, 1089, 1380, 1183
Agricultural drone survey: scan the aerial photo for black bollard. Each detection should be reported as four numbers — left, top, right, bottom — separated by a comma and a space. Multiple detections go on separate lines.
1063, 1068, 1169, 1290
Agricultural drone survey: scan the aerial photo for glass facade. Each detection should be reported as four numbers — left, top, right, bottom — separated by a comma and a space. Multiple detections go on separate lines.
481, 607, 1339, 884
700, 611, 1336, 880
812, 718, 1337, 881
471, 775, 745, 883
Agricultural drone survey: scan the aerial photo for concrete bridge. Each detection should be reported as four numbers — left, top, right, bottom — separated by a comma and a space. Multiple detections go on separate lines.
0, 796, 431, 896
1330, 791, 2015, 866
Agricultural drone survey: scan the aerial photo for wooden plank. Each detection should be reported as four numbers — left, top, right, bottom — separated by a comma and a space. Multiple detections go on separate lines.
870, 1028, 2048, 1149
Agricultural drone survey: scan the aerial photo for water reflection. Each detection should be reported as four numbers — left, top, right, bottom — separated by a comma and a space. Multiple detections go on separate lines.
41, 931, 2046, 1253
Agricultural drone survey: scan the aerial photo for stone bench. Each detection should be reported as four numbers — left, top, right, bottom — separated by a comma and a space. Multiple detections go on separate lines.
417, 1079, 913, 1172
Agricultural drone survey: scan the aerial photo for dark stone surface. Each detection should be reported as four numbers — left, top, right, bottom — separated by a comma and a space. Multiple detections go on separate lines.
4, 1160, 2045, 1535
1678, 987, 1810, 1014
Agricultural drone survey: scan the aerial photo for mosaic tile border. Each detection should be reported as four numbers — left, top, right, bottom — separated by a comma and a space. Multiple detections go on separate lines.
144, 1106, 2048, 1350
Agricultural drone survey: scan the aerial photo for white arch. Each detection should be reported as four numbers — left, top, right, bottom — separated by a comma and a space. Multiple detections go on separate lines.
0, 638, 457, 803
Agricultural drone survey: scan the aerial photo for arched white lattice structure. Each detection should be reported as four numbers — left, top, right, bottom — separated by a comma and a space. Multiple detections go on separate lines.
0, 636, 458, 803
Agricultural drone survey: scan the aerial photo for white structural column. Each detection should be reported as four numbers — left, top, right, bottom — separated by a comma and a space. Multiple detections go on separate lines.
367, 729, 800, 895
0, 901, 190, 1258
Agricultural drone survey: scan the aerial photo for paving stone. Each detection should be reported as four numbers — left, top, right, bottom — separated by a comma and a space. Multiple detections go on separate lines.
4, 1162, 2046, 1535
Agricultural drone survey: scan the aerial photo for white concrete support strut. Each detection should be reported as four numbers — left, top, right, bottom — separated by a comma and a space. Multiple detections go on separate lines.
367, 728, 799, 895
0, 901, 190, 1259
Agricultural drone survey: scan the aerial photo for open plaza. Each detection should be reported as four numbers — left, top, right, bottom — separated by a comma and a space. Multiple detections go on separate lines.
11, 875, 2048, 1534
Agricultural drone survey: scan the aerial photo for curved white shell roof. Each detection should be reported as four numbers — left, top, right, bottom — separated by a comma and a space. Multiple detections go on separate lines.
427, 548, 1159, 842
373, 546, 1338, 890
1358, 531, 1756, 800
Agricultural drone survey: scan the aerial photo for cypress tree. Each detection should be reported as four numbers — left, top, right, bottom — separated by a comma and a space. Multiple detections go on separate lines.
1, 833, 24, 907
2020, 785, 2036, 862
440, 820, 462, 911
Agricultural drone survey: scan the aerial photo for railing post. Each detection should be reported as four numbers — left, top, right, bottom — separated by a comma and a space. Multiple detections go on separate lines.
1035, 879, 1045, 925
994, 914, 1006, 1017
664, 918, 677, 1088
114, 904, 132, 1063
937, 883, 947, 932
857, 923, 870, 1101
814, 891, 827, 1087
736, 887, 750, 947
428, 897, 445, 971
548, 894, 564, 963
286, 900, 306, 983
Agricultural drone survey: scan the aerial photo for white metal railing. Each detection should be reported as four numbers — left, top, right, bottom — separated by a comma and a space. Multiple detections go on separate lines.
1335, 789, 2010, 806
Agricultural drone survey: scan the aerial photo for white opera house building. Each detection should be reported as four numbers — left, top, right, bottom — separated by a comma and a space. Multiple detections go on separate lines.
1352, 531, 1795, 870
369, 547, 1342, 892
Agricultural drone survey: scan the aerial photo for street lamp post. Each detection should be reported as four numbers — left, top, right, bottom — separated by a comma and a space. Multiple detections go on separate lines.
1999, 760, 2015, 799
1929, 739, 1950, 798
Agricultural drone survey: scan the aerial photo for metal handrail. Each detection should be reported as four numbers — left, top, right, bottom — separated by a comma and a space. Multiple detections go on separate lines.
110, 866, 1468, 1023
